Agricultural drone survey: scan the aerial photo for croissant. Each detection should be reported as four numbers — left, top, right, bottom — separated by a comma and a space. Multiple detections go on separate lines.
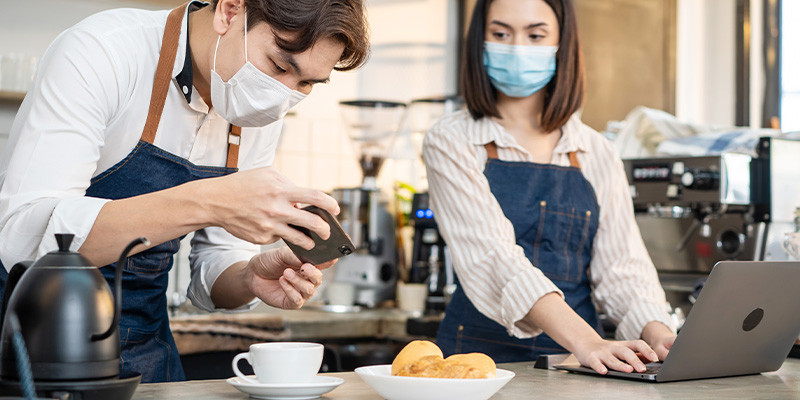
391, 340, 496, 379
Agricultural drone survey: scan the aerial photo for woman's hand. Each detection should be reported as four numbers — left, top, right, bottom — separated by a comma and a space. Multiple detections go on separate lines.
245, 246, 337, 309
571, 338, 659, 374
641, 321, 676, 362
200, 166, 339, 249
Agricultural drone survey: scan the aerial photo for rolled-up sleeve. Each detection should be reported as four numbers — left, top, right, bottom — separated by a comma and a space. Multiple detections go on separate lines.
0, 28, 120, 266
587, 146, 675, 339
185, 122, 282, 312
422, 122, 562, 338
186, 227, 261, 312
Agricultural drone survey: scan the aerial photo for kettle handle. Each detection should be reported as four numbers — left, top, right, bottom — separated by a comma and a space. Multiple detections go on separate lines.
92, 237, 149, 342
1, 261, 33, 329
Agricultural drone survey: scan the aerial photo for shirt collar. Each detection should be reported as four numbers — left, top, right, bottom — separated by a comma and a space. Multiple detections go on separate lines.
174, 1, 208, 105
469, 113, 589, 154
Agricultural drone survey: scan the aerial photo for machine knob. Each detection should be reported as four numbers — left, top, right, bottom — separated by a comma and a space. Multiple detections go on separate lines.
717, 229, 744, 256
681, 169, 719, 190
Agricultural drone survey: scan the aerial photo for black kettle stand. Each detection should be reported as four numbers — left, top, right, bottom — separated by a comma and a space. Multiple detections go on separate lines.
0, 371, 140, 400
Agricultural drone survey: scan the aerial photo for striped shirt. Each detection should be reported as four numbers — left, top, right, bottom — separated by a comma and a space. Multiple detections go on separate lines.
422, 110, 675, 340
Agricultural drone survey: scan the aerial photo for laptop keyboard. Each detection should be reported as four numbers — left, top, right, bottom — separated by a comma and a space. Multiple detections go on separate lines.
643, 362, 663, 374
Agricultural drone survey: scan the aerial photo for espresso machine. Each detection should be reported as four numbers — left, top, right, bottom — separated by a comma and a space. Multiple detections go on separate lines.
623, 136, 800, 312
408, 192, 454, 313
329, 100, 407, 307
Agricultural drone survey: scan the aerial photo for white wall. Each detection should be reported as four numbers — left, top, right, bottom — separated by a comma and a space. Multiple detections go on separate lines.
675, 0, 737, 127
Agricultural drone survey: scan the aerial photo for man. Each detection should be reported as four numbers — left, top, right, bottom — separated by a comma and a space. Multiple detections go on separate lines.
0, 0, 369, 382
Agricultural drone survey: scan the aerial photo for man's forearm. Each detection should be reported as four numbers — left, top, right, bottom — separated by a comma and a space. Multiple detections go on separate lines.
210, 260, 256, 309
79, 179, 214, 266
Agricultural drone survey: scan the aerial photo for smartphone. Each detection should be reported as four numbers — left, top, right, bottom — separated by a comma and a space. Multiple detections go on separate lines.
285, 205, 355, 265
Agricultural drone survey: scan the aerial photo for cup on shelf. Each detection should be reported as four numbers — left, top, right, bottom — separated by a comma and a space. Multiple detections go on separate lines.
232, 342, 324, 384
326, 282, 356, 306
396, 282, 427, 315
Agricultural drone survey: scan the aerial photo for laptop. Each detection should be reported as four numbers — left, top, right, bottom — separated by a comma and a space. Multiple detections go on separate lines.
555, 261, 800, 382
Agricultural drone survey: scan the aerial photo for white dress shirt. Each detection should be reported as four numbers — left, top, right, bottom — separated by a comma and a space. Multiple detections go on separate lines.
0, 3, 282, 312
422, 110, 675, 340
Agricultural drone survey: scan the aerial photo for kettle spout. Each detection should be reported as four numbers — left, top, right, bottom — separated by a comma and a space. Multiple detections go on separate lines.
91, 237, 150, 342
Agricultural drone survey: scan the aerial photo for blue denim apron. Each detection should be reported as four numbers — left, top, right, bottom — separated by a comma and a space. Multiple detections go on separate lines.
436, 142, 602, 363
1, 5, 241, 383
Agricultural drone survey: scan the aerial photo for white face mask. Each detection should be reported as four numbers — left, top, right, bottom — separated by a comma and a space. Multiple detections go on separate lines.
210, 10, 306, 127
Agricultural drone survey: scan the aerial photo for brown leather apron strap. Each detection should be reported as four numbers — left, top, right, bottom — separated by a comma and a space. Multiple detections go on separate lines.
141, 4, 187, 144
568, 151, 581, 169
140, 2, 241, 169
484, 142, 499, 160
226, 125, 241, 169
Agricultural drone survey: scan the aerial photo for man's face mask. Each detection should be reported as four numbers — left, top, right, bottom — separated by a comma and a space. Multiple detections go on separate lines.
210, 9, 306, 127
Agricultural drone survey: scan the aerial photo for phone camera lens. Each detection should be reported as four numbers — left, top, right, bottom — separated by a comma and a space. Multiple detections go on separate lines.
338, 246, 353, 255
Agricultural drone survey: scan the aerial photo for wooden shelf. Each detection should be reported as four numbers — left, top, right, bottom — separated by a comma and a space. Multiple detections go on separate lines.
0, 90, 26, 102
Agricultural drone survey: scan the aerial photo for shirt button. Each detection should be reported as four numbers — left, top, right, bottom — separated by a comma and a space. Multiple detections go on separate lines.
182, 85, 189, 94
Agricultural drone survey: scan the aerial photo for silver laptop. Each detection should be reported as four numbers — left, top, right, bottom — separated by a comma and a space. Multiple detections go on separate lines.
555, 261, 800, 382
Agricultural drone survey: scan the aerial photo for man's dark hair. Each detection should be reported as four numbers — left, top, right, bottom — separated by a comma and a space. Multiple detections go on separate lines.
214, 0, 370, 71
461, 0, 584, 132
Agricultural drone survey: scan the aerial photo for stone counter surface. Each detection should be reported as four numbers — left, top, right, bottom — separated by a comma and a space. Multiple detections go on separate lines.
132, 359, 800, 399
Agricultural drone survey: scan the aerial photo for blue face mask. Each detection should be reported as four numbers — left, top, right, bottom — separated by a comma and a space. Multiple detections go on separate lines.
483, 41, 558, 98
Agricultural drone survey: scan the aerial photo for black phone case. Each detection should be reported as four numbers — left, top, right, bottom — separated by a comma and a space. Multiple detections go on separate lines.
285, 206, 355, 265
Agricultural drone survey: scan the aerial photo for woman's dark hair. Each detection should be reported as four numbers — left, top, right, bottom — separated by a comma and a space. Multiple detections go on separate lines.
461, 0, 584, 132
214, 0, 370, 71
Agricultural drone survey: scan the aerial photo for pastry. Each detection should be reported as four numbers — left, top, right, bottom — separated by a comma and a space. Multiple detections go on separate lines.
391, 340, 496, 379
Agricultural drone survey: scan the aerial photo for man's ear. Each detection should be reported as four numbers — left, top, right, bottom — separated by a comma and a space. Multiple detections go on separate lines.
213, 0, 246, 36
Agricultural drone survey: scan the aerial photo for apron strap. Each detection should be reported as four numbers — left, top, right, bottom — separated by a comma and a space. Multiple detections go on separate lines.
226, 125, 241, 169
141, 4, 185, 145
141, 2, 241, 169
484, 142, 499, 159
568, 152, 581, 169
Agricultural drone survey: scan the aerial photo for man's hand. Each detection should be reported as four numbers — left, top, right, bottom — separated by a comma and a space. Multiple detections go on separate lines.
641, 321, 676, 362
245, 246, 336, 309
202, 167, 340, 249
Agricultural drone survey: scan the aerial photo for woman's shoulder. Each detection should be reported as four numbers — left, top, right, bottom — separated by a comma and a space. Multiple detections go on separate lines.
427, 110, 486, 146
566, 115, 622, 162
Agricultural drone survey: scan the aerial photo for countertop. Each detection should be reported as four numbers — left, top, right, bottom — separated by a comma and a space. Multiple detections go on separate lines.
169, 304, 414, 354
131, 359, 800, 399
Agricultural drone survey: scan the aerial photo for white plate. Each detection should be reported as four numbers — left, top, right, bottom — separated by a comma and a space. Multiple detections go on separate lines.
354, 364, 515, 400
226, 375, 344, 400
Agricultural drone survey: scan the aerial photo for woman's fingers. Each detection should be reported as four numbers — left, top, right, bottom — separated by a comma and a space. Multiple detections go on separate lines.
587, 358, 608, 374
615, 345, 646, 372
602, 351, 635, 373
630, 339, 659, 363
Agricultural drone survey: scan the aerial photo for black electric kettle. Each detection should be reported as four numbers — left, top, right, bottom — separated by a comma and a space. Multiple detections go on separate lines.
0, 234, 148, 381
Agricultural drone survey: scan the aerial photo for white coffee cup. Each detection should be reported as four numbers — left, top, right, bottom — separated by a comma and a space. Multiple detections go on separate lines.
397, 282, 428, 315
232, 342, 323, 384
326, 282, 356, 306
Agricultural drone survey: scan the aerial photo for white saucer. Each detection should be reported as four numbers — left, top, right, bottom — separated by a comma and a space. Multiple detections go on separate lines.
226, 375, 344, 400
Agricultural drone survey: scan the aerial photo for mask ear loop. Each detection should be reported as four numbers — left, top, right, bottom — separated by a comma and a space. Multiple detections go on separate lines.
213, 6, 246, 73
243, 7, 248, 63
213, 36, 220, 72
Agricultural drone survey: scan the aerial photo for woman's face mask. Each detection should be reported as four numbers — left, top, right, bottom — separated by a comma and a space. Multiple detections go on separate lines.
210, 9, 306, 127
483, 41, 557, 98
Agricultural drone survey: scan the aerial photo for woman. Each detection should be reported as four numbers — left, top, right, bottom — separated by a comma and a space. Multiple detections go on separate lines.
423, 0, 676, 374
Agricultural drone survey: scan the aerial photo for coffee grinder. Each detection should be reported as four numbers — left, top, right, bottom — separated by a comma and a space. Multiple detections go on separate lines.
330, 100, 406, 307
